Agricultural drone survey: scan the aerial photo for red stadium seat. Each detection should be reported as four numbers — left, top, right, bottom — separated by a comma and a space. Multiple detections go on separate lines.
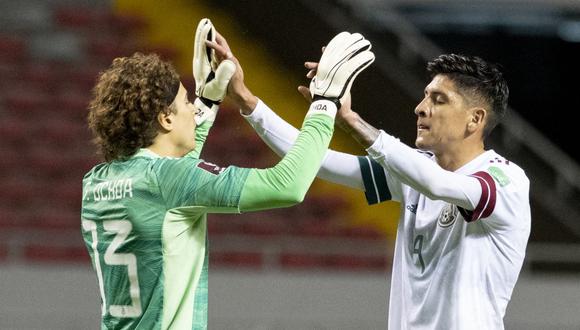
241, 220, 286, 236
338, 226, 383, 240
20, 62, 62, 92
2, 91, 51, 118
31, 210, 80, 230
210, 251, 262, 268
0, 208, 35, 228
61, 64, 104, 91
54, 6, 146, 35
50, 91, 90, 120
24, 244, 89, 263
0, 117, 30, 146
86, 36, 139, 62
0, 34, 27, 63
0, 179, 42, 208
280, 253, 325, 268
294, 221, 337, 237
331, 254, 388, 270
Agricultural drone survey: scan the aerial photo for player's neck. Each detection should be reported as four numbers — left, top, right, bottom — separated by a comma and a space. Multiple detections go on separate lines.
147, 139, 188, 158
434, 142, 485, 172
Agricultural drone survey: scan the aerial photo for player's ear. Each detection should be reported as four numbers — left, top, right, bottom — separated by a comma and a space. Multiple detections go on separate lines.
467, 107, 486, 134
157, 109, 174, 132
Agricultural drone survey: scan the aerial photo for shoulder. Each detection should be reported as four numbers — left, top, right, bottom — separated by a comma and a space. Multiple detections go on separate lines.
483, 151, 529, 190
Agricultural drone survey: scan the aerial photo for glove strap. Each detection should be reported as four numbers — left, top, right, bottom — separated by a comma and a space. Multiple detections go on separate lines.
194, 98, 219, 125
306, 99, 337, 119
313, 95, 341, 110
199, 96, 220, 107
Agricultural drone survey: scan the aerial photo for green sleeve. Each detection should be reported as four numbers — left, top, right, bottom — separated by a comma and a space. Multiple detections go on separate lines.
238, 113, 334, 212
153, 157, 250, 211
185, 119, 214, 159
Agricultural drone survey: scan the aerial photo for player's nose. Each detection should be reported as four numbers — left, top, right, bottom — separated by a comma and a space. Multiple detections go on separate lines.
414, 98, 427, 117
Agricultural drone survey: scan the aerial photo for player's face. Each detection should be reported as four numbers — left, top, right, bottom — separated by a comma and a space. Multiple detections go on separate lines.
168, 83, 197, 156
414, 75, 473, 154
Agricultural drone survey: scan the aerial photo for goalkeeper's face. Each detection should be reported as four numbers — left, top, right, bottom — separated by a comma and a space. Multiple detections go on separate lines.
414, 75, 477, 154
166, 83, 197, 156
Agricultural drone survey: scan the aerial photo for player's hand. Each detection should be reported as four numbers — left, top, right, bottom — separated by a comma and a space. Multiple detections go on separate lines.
205, 29, 258, 115
309, 32, 374, 109
193, 18, 236, 124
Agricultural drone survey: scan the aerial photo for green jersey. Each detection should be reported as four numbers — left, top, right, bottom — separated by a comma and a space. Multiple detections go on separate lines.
81, 107, 334, 329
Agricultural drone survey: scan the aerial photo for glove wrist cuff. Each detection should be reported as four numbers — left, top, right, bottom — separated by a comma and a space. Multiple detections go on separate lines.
199, 96, 220, 107
312, 95, 341, 110
306, 99, 337, 120
194, 98, 219, 125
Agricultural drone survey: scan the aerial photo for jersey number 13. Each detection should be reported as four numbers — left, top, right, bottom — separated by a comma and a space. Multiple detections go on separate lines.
82, 219, 143, 318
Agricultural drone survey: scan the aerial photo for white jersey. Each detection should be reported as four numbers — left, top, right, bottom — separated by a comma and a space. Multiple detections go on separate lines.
364, 132, 531, 330
243, 101, 531, 329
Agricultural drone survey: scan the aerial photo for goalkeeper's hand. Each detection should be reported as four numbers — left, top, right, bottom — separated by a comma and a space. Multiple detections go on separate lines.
193, 18, 236, 124
309, 32, 375, 109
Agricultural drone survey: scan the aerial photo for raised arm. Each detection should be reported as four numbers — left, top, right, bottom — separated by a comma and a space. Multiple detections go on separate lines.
239, 102, 336, 211
209, 29, 374, 210
339, 107, 482, 211
225, 33, 369, 190
242, 99, 364, 190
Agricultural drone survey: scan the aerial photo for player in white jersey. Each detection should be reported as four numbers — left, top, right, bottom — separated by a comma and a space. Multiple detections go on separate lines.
225, 45, 531, 329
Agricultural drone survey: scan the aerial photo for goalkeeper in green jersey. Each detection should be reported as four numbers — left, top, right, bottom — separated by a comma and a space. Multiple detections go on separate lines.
81, 18, 374, 329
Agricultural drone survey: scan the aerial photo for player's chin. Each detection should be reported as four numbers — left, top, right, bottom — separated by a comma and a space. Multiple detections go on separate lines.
415, 137, 425, 149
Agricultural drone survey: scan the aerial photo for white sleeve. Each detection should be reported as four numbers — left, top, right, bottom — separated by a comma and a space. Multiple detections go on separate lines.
242, 99, 365, 190
366, 130, 483, 211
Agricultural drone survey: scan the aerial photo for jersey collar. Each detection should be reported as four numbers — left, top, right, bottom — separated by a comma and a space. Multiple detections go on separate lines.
132, 148, 162, 159
455, 149, 495, 174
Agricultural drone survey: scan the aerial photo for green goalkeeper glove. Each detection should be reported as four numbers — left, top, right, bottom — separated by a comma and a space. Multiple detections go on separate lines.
193, 18, 236, 124
309, 32, 375, 109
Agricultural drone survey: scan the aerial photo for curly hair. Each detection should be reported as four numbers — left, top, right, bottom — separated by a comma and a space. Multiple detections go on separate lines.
427, 54, 509, 138
88, 52, 180, 161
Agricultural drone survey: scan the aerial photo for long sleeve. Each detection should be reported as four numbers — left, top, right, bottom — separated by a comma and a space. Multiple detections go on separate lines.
243, 100, 364, 190
366, 131, 482, 210
238, 101, 336, 212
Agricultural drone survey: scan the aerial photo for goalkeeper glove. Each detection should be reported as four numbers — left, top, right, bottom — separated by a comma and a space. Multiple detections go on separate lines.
309, 32, 375, 109
193, 18, 236, 124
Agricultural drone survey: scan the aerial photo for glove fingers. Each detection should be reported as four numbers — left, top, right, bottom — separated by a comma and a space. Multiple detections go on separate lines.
338, 50, 375, 99
311, 50, 374, 100
310, 32, 375, 101
324, 32, 351, 54
194, 19, 212, 65
203, 59, 236, 101
315, 40, 371, 93
318, 32, 370, 78
193, 19, 214, 94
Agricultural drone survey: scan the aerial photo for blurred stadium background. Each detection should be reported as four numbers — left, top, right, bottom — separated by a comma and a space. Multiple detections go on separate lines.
0, 0, 579, 329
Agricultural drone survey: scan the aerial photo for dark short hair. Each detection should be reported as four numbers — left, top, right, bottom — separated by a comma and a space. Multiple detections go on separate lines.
427, 54, 509, 138
88, 52, 180, 161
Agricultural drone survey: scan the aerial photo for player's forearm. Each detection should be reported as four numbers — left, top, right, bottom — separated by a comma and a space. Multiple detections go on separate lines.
238, 102, 335, 212
367, 131, 479, 209
232, 84, 259, 115
243, 100, 365, 190
337, 110, 380, 148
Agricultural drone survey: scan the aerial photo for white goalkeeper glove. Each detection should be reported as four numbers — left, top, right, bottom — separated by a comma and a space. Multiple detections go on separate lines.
309, 32, 375, 109
193, 18, 236, 124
